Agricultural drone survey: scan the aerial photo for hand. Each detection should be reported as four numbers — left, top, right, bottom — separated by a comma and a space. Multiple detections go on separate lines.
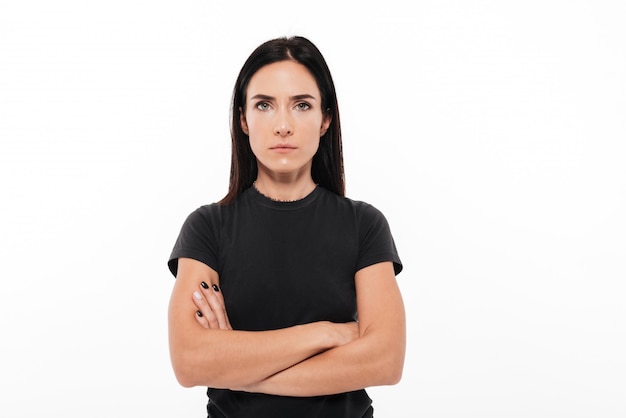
324, 321, 359, 347
192, 281, 232, 330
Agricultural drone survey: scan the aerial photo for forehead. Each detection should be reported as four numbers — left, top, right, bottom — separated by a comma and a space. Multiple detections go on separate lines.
247, 60, 320, 98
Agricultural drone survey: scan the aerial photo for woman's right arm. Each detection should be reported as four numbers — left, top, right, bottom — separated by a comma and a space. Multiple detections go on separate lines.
168, 257, 357, 388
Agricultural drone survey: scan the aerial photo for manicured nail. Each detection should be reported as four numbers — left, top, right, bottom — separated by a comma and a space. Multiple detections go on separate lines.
200, 281, 209, 289
194, 291, 202, 300
212, 284, 220, 292
196, 310, 203, 317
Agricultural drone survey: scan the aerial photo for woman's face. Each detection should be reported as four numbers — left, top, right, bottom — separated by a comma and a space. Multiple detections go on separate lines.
241, 60, 331, 177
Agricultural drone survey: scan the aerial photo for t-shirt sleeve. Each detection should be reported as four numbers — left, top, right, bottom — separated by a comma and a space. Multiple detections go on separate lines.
356, 203, 403, 275
167, 205, 220, 277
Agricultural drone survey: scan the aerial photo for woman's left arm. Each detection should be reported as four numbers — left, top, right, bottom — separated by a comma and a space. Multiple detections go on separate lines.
235, 261, 406, 397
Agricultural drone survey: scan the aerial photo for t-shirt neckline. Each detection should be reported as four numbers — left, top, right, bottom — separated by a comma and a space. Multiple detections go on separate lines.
247, 185, 321, 210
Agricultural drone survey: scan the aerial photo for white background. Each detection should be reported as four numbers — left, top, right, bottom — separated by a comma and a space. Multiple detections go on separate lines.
1, 1, 625, 417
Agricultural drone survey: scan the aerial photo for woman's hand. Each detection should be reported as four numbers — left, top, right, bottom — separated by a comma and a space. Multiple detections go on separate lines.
319, 321, 359, 347
192, 281, 232, 330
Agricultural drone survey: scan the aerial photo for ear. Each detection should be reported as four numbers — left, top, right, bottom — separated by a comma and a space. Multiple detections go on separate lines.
239, 107, 249, 135
320, 112, 332, 137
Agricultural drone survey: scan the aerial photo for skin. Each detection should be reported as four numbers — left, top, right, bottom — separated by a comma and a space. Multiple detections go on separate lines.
241, 60, 331, 201
168, 60, 406, 396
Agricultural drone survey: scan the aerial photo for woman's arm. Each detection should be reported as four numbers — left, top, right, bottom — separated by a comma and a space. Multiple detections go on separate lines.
168, 257, 358, 388
234, 261, 406, 397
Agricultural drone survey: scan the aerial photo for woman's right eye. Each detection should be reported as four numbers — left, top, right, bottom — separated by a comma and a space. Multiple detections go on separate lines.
256, 102, 270, 111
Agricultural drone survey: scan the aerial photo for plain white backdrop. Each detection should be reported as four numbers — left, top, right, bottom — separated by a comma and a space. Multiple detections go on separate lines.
1, 1, 625, 416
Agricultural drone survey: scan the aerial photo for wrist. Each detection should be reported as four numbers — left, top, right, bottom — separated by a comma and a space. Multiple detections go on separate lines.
310, 321, 341, 350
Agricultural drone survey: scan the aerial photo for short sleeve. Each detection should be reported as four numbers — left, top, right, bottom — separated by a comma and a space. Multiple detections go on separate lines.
167, 204, 221, 277
356, 203, 403, 275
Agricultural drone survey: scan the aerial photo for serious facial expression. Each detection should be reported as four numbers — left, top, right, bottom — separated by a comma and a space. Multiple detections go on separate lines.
241, 60, 331, 176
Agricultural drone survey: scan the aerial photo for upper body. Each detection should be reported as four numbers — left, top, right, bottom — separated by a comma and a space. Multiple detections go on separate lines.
166, 36, 406, 418
168, 185, 402, 417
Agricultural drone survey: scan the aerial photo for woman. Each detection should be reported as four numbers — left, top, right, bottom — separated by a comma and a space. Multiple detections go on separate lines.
167, 36, 405, 418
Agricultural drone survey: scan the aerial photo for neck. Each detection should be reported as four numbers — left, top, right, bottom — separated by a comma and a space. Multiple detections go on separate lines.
253, 178, 317, 202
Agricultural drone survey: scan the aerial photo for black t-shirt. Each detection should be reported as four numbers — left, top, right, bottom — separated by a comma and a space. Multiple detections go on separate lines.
168, 186, 402, 418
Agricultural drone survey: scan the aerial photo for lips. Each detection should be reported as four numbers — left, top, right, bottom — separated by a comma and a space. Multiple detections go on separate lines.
271, 143, 295, 149
270, 143, 296, 153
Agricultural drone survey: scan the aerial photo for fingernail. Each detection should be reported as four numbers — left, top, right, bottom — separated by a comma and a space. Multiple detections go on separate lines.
196, 310, 203, 317
212, 284, 220, 292
200, 281, 209, 289
194, 291, 202, 300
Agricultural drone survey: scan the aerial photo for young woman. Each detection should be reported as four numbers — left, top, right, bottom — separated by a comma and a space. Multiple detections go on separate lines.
167, 36, 405, 418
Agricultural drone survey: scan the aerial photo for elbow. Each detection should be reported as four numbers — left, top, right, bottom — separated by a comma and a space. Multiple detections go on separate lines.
170, 348, 232, 389
176, 375, 196, 388
169, 333, 217, 388
376, 347, 405, 386
379, 357, 404, 386
176, 376, 197, 388
170, 349, 206, 388
361, 329, 406, 386
385, 362, 404, 385
172, 357, 199, 388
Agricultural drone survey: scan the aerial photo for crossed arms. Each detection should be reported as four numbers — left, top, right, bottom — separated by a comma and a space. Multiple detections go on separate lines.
168, 257, 406, 397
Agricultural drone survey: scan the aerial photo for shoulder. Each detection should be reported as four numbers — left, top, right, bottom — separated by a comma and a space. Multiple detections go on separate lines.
331, 193, 403, 275
183, 202, 221, 224
190, 202, 221, 217
327, 190, 387, 222
351, 198, 384, 219
182, 189, 260, 228
317, 188, 392, 233
176, 202, 233, 239
318, 188, 382, 213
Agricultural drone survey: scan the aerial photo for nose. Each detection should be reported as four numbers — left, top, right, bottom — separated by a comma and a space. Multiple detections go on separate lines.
274, 111, 293, 136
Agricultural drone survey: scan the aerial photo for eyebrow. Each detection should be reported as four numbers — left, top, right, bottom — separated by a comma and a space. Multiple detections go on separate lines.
249, 94, 318, 101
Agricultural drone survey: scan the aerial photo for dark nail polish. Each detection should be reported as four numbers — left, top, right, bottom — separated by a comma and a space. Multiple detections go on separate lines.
212, 284, 220, 292
196, 310, 203, 317
200, 281, 209, 289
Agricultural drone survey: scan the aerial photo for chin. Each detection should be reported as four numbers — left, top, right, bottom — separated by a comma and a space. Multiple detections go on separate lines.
256, 154, 314, 176
264, 159, 309, 174
270, 165, 300, 175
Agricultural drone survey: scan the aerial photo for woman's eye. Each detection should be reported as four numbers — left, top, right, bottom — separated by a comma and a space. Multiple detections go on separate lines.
256, 102, 270, 111
295, 102, 311, 111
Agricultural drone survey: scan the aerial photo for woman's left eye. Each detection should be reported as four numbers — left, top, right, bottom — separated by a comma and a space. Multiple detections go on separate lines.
295, 102, 311, 111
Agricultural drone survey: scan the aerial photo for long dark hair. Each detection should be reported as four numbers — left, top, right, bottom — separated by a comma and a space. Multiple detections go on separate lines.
219, 36, 344, 205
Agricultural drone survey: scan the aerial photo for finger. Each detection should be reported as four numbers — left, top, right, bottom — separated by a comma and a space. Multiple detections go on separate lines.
200, 282, 231, 330
193, 290, 220, 329
200, 283, 230, 330
194, 309, 209, 329
208, 283, 232, 330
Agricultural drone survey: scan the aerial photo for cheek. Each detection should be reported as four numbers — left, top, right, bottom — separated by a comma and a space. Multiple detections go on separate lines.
247, 135, 263, 156
305, 121, 325, 143
302, 131, 322, 154
246, 115, 274, 138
